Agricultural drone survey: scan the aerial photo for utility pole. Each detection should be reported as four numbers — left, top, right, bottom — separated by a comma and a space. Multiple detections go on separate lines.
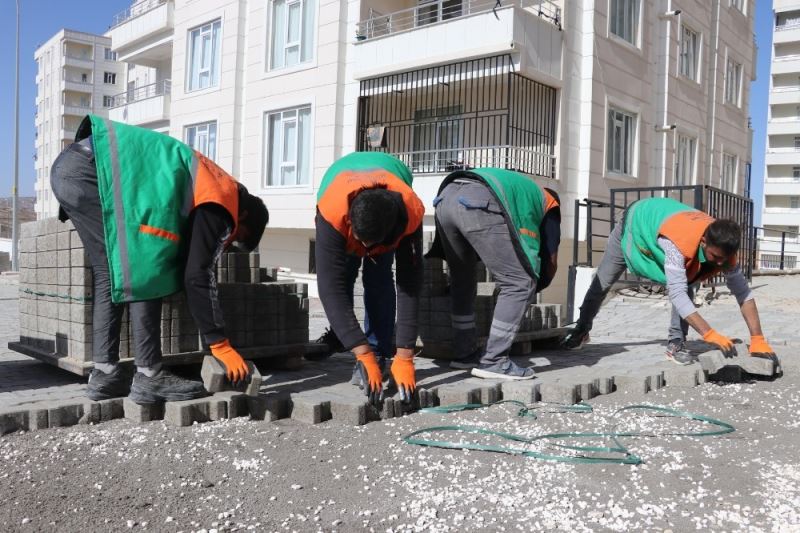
11, 0, 20, 271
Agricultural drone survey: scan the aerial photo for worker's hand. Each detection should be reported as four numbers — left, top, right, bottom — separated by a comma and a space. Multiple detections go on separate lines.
391, 355, 416, 404
210, 339, 250, 383
702, 329, 736, 357
749, 335, 777, 360
355, 351, 384, 406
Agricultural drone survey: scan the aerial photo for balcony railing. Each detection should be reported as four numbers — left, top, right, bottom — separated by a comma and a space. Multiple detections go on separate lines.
110, 79, 171, 108
774, 53, 800, 62
767, 147, 800, 153
765, 177, 800, 183
776, 23, 800, 31
764, 207, 800, 213
110, 0, 168, 29
772, 86, 800, 92
355, 0, 560, 41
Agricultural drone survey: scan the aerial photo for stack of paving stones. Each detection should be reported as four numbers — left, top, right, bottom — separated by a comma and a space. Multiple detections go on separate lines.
12, 219, 310, 376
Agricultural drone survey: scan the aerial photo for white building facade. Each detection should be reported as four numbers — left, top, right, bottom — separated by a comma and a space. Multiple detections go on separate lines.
761, 0, 800, 270
33, 29, 124, 219
98, 0, 754, 302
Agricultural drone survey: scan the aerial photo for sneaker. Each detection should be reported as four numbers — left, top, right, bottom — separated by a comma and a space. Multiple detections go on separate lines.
665, 340, 696, 365
306, 328, 345, 360
128, 369, 208, 404
560, 325, 590, 350
349, 356, 388, 388
449, 350, 482, 370
87, 365, 132, 401
471, 359, 536, 381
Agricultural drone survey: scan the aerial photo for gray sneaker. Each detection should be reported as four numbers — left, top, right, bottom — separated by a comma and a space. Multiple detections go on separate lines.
87, 365, 132, 401
128, 369, 208, 404
471, 359, 536, 380
665, 341, 696, 366
449, 350, 481, 370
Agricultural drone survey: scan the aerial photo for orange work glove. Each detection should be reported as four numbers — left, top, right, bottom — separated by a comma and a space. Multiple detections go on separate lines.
355, 352, 384, 406
210, 339, 250, 383
391, 355, 416, 403
749, 335, 776, 359
702, 329, 736, 357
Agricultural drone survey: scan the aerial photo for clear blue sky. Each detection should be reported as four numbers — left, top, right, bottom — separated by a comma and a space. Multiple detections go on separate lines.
0, 0, 130, 198
0, 0, 776, 216
750, 0, 774, 226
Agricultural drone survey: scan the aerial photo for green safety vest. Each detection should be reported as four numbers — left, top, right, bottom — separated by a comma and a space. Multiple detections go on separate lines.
317, 151, 414, 200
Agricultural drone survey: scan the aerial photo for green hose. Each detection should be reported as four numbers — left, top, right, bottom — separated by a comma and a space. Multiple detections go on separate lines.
404, 401, 735, 465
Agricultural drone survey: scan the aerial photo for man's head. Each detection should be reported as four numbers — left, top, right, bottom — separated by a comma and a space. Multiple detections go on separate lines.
233, 185, 269, 252
349, 187, 399, 248
701, 219, 741, 266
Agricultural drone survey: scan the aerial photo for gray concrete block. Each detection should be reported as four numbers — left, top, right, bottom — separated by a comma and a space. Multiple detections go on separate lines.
539, 382, 578, 405
215, 391, 249, 419
200, 356, 261, 396
614, 374, 650, 395
123, 398, 164, 423
164, 398, 217, 427
98, 398, 125, 421
501, 381, 540, 404
664, 367, 699, 388
329, 396, 368, 426
48, 403, 85, 428
698, 351, 727, 374
437, 385, 481, 406
480, 383, 501, 404
289, 393, 331, 424
578, 380, 599, 401
29, 408, 49, 430
80, 402, 102, 424
650, 372, 665, 390
597, 376, 615, 395
208, 398, 227, 421
380, 398, 395, 419
0, 411, 30, 435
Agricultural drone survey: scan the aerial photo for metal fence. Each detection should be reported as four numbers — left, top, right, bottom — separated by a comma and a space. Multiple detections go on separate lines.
754, 226, 800, 271
356, 54, 557, 178
110, 79, 171, 108
110, 0, 167, 29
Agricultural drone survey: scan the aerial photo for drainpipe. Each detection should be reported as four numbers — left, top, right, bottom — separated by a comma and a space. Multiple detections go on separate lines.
705, 0, 722, 187
655, 0, 677, 187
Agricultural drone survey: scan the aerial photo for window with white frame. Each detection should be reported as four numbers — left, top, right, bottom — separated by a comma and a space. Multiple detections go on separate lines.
725, 57, 742, 106
103, 72, 116, 84
412, 105, 464, 173
269, 0, 316, 71
102, 95, 114, 108
675, 134, 696, 185
792, 196, 800, 209
104, 47, 117, 61
730, 0, 744, 13
607, 107, 637, 176
793, 166, 800, 180
609, 0, 640, 46
185, 121, 218, 161
761, 254, 796, 270
264, 105, 312, 186
722, 153, 737, 192
679, 24, 699, 81
187, 19, 222, 92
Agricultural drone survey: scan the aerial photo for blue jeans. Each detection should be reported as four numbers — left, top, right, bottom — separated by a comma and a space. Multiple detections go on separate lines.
345, 252, 396, 358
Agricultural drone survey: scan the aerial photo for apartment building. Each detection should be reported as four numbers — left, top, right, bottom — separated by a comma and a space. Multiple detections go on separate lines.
761, 0, 800, 270
95, 0, 754, 302
33, 29, 124, 219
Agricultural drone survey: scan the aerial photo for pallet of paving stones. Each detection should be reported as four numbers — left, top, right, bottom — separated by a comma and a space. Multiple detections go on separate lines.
10, 218, 321, 376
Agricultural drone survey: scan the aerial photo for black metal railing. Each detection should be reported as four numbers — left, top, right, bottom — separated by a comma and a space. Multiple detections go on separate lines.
356, 54, 557, 178
754, 226, 800, 271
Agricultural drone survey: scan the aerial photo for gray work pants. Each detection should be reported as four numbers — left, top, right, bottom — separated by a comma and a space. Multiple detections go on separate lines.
434, 181, 535, 365
50, 144, 162, 367
668, 284, 696, 344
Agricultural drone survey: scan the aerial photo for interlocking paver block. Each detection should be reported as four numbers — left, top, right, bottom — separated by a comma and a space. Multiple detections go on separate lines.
48, 403, 85, 428
480, 383, 501, 404
597, 376, 615, 395
289, 393, 331, 424
164, 398, 219, 427
437, 385, 481, 406
540, 382, 578, 404
614, 374, 651, 395
215, 392, 249, 418
0, 411, 30, 435
123, 398, 165, 423
501, 381, 540, 404
664, 367, 699, 388
578, 380, 599, 401
329, 396, 368, 426
698, 351, 727, 374
200, 356, 262, 396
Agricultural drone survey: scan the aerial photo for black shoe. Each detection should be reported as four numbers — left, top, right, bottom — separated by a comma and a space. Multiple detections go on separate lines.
87, 366, 132, 401
306, 328, 345, 360
560, 325, 590, 350
665, 340, 697, 366
128, 369, 208, 404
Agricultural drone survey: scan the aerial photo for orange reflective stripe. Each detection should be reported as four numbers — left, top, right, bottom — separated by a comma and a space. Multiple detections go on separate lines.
139, 224, 180, 243
520, 228, 538, 238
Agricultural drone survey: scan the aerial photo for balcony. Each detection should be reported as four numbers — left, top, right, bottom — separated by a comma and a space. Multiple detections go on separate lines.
764, 177, 800, 196
774, 22, 800, 43
771, 54, 800, 75
63, 54, 93, 70
108, 79, 171, 127
354, 0, 562, 83
766, 148, 800, 166
62, 79, 93, 94
768, 119, 800, 135
770, 86, 800, 105
63, 104, 92, 117
108, 0, 174, 67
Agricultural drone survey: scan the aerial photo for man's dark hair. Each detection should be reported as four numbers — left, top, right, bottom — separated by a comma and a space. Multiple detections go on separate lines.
349, 188, 399, 245
704, 219, 741, 256
238, 185, 269, 252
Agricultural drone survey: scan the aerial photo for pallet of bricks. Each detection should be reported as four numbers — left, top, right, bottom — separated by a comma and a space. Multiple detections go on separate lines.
416, 232, 564, 359
11, 218, 314, 376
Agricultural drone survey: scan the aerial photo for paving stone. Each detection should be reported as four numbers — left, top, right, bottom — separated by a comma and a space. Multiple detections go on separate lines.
28, 408, 49, 431
577, 379, 599, 401
330, 396, 368, 425
164, 398, 222, 427
480, 383, 501, 404
214, 391, 249, 418
698, 351, 727, 374
650, 372, 665, 390
80, 402, 102, 424
380, 398, 395, 419
664, 367, 700, 388
200, 356, 262, 396
500, 380, 540, 404
289, 393, 331, 424
123, 398, 165, 423
539, 382, 578, 404
48, 403, 84, 427
597, 376, 615, 395
0, 411, 30, 435
614, 374, 651, 395
436, 385, 481, 406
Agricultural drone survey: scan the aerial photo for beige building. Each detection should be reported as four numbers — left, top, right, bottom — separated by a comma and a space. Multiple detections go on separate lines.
97, 0, 754, 302
33, 29, 124, 219
761, 0, 800, 270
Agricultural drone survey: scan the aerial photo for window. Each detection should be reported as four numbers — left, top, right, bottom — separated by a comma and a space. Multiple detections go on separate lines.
730, 0, 744, 13
185, 121, 218, 161
187, 19, 222, 92
104, 47, 117, 61
269, 0, 316, 71
606, 107, 637, 176
679, 25, 699, 81
725, 57, 742, 106
412, 106, 464, 173
264, 106, 312, 186
722, 153, 737, 192
675, 134, 696, 185
794, 136, 800, 150
792, 196, 800, 209
102, 95, 115, 108
609, 0, 640, 45
417, 0, 463, 26
103, 72, 116, 84
793, 166, 800, 180
761, 254, 796, 270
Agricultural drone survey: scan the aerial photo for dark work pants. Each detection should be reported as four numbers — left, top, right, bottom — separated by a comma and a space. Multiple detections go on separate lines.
50, 144, 162, 367
434, 181, 536, 365
344, 251, 396, 358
